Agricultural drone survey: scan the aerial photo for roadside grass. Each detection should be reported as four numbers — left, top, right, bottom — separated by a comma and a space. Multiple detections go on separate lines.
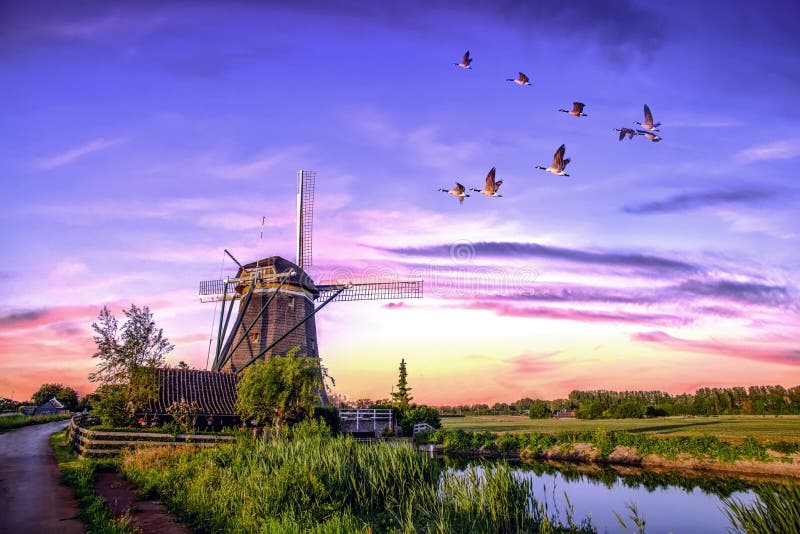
49, 430, 132, 533
441, 415, 800, 443
0, 413, 71, 432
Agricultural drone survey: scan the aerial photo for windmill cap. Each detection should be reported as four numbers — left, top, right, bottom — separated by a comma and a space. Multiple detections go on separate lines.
238, 256, 318, 296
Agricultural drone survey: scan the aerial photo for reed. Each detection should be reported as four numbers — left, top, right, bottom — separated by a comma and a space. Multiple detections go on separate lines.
121, 420, 595, 533
724, 483, 800, 534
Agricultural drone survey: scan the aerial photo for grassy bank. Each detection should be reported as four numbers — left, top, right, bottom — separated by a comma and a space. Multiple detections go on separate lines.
419, 428, 799, 467
49, 431, 132, 533
120, 421, 595, 533
441, 415, 800, 442
0, 413, 71, 432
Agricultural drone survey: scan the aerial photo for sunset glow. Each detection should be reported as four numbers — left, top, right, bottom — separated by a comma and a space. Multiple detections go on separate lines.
1, 1, 798, 403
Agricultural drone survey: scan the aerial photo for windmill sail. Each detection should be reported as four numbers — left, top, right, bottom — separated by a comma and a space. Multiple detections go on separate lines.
316, 280, 423, 302
296, 170, 315, 270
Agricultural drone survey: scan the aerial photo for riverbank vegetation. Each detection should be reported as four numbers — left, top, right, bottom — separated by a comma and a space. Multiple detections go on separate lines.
418, 428, 799, 466
120, 420, 595, 533
49, 430, 132, 533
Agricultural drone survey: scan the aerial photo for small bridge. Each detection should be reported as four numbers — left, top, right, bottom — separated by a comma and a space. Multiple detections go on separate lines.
339, 409, 395, 439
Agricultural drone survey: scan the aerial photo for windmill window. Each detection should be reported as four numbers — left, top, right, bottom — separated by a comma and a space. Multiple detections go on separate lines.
310, 339, 316, 351
251, 332, 259, 343
288, 296, 295, 308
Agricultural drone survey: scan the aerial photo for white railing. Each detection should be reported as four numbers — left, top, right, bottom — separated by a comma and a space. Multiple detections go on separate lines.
339, 409, 394, 433
413, 422, 435, 435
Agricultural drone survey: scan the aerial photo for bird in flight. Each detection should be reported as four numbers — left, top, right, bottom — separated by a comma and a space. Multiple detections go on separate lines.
535, 144, 571, 176
614, 127, 637, 141
471, 167, 503, 197
454, 50, 473, 69
634, 104, 661, 131
636, 130, 663, 142
439, 182, 470, 204
507, 72, 531, 86
559, 102, 588, 117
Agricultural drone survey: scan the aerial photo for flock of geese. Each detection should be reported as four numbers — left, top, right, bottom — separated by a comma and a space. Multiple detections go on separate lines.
441, 51, 664, 204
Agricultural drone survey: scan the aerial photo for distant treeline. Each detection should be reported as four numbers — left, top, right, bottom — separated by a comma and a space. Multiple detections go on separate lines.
436, 385, 800, 419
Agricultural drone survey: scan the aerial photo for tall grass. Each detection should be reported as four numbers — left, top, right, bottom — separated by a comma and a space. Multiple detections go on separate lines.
121, 420, 595, 533
724, 483, 800, 534
49, 430, 132, 533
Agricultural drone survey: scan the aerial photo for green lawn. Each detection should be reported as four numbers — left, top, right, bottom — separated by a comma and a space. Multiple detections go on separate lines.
440, 415, 800, 442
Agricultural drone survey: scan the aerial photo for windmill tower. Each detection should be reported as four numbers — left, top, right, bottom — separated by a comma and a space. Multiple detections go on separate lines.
199, 171, 423, 402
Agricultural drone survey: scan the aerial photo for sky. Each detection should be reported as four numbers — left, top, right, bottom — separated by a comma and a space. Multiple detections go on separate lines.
1, 0, 799, 404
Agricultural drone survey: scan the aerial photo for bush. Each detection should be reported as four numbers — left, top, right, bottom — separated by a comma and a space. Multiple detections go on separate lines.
313, 405, 340, 435
92, 385, 132, 427
398, 405, 441, 435
529, 399, 551, 419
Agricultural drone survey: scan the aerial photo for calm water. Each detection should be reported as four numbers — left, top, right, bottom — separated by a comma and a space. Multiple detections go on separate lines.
446, 458, 770, 533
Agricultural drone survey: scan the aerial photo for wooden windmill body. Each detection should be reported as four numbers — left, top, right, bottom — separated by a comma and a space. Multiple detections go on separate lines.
199, 171, 423, 403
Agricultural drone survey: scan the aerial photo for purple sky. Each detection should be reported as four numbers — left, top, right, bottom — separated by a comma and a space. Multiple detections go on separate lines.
1, 1, 799, 403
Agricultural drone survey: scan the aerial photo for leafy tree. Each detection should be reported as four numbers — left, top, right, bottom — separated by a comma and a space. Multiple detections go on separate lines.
31, 383, 78, 410
391, 358, 413, 408
90, 305, 173, 419
235, 346, 322, 435
528, 399, 551, 419
576, 400, 604, 420
31, 383, 64, 406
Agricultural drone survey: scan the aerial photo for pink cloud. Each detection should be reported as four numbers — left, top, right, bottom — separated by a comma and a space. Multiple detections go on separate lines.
632, 331, 800, 366
464, 301, 691, 327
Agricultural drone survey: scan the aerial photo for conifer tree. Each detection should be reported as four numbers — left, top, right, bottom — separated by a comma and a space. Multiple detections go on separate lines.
391, 358, 413, 408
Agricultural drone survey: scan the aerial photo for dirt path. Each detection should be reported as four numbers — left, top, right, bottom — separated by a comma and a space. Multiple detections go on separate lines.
0, 420, 83, 534
95, 472, 191, 534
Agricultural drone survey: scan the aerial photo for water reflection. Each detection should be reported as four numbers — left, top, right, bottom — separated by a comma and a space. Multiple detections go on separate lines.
442, 456, 791, 533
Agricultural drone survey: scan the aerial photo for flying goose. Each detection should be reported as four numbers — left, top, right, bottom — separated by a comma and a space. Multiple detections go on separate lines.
614, 127, 637, 141
558, 102, 587, 117
439, 182, 470, 204
634, 104, 661, 131
454, 50, 472, 69
506, 72, 531, 86
636, 129, 662, 142
470, 167, 503, 197
535, 144, 571, 176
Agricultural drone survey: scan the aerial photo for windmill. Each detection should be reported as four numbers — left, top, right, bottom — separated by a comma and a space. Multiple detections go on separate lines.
198, 171, 423, 402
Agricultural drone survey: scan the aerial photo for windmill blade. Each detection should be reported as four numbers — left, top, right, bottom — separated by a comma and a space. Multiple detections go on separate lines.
296, 170, 316, 270
198, 279, 243, 302
316, 280, 423, 302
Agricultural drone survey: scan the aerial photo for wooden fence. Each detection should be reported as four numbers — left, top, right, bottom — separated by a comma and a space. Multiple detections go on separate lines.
67, 415, 235, 458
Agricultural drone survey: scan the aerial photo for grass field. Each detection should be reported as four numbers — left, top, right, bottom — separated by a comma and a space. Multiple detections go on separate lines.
440, 415, 800, 442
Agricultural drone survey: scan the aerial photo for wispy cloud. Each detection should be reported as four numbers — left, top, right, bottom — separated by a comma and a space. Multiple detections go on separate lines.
632, 330, 800, 366
382, 241, 699, 275
35, 137, 123, 171
208, 146, 308, 180
736, 138, 800, 163
465, 301, 691, 327
623, 189, 775, 214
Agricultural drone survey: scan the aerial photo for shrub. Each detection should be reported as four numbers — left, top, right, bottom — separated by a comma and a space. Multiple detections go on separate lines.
529, 399, 551, 419
92, 384, 132, 427
398, 405, 441, 435
313, 405, 340, 435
